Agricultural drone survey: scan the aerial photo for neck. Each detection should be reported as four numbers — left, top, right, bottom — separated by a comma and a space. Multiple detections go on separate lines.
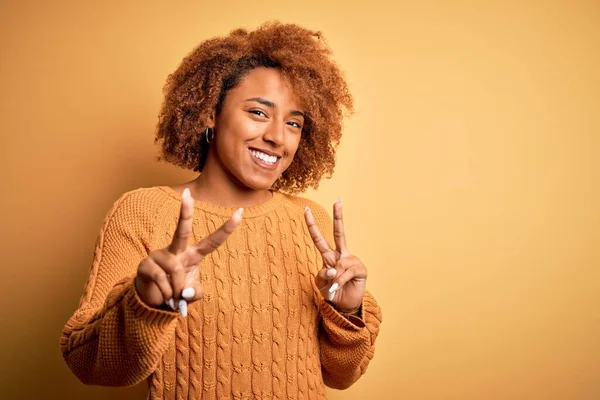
187, 153, 272, 208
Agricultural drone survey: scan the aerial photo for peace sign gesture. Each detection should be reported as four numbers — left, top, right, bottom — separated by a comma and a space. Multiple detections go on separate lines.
135, 188, 243, 316
304, 200, 367, 314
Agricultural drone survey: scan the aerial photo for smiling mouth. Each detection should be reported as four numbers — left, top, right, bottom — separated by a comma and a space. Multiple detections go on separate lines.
249, 148, 281, 167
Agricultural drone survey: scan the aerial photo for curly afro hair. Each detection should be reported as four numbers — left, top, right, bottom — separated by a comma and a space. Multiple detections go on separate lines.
155, 21, 353, 193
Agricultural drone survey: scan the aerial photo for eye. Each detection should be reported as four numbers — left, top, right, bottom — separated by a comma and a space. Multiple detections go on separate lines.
287, 121, 302, 129
249, 109, 267, 118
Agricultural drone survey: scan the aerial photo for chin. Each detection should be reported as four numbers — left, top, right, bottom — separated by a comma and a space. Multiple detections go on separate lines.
239, 175, 278, 192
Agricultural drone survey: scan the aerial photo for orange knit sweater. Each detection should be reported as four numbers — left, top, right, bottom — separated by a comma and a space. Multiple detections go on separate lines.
60, 186, 382, 399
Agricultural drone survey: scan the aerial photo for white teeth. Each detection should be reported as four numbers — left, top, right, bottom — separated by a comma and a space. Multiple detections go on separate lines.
250, 150, 278, 165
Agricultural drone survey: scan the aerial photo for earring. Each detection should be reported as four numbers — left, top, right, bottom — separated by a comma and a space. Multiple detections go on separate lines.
205, 127, 214, 144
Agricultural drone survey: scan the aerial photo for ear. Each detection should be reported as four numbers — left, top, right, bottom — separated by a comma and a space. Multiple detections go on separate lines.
208, 111, 216, 129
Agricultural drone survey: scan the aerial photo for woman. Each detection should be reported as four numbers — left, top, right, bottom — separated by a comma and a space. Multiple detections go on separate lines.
60, 22, 382, 399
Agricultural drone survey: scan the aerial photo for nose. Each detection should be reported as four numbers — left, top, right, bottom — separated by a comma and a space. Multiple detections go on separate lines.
262, 118, 285, 147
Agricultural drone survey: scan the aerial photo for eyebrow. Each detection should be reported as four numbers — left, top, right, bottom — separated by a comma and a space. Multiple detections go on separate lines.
245, 97, 305, 118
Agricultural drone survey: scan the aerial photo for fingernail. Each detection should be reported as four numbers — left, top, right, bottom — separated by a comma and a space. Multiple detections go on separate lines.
182, 287, 195, 299
178, 300, 188, 317
233, 208, 244, 219
305, 206, 311, 213
182, 188, 190, 199
336, 197, 342, 204
326, 268, 337, 277
167, 298, 175, 310
329, 282, 339, 293
328, 291, 335, 301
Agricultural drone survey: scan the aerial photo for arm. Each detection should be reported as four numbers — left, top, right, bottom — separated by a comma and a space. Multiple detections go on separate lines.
319, 291, 382, 389
308, 201, 383, 389
60, 190, 178, 386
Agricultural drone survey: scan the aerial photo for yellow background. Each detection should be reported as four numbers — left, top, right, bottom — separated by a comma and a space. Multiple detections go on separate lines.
1, 1, 598, 399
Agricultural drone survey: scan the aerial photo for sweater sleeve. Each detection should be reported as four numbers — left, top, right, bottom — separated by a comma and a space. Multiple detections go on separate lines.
60, 190, 179, 387
308, 201, 383, 389
318, 291, 382, 389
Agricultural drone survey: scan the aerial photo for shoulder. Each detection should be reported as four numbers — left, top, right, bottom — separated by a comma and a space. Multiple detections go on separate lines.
108, 186, 175, 217
279, 193, 329, 216
101, 186, 178, 235
278, 192, 333, 234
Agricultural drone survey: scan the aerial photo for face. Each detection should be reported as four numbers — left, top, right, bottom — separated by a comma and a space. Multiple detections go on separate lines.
209, 67, 305, 191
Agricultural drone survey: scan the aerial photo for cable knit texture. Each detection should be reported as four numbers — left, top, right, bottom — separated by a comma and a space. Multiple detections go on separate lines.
60, 186, 382, 399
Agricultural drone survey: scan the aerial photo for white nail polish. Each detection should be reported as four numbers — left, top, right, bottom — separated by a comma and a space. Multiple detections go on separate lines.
328, 291, 335, 301
337, 197, 342, 204
233, 208, 244, 220
168, 298, 175, 310
326, 268, 337, 277
182, 287, 195, 299
329, 282, 339, 293
304, 206, 310, 213
178, 300, 188, 317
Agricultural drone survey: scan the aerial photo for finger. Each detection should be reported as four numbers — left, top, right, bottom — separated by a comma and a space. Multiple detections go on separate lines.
181, 283, 204, 302
304, 206, 337, 266
168, 188, 194, 255
333, 256, 356, 273
181, 267, 203, 303
328, 286, 336, 302
178, 299, 188, 317
151, 251, 186, 301
330, 264, 367, 292
191, 208, 244, 260
333, 199, 349, 257
137, 258, 174, 307
315, 266, 337, 291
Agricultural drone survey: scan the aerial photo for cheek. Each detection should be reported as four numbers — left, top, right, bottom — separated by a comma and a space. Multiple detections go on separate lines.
281, 136, 302, 167
214, 136, 241, 169
287, 135, 302, 156
218, 113, 258, 142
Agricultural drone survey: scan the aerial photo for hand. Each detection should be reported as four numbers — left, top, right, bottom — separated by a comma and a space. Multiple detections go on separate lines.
135, 188, 243, 316
304, 199, 367, 313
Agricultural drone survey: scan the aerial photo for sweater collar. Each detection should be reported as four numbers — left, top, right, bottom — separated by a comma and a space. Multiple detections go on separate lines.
157, 186, 286, 218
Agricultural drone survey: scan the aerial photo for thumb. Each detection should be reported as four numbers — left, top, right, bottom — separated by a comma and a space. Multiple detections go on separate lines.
315, 266, 337, 292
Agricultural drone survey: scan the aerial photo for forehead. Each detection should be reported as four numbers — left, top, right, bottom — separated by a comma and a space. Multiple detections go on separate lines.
228, 68, 303, 110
